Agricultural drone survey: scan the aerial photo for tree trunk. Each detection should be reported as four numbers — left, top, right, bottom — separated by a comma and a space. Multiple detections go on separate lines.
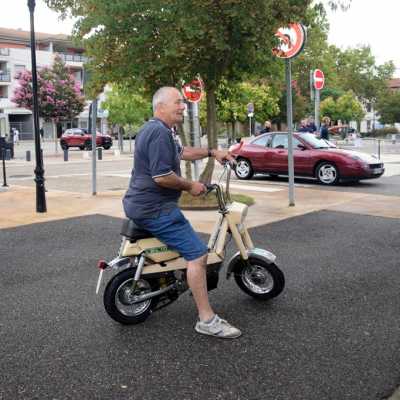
177, 122, 192, 180
231, 121, 235, 145
199, 87, 217, 184
118, 126, 124, 152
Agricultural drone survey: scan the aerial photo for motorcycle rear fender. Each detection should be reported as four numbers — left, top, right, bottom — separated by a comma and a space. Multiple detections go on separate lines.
226, 248, 276, 279
107, 256, 132, 270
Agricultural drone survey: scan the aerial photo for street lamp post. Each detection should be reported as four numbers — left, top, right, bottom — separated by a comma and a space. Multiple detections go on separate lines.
28, 0, 47, 212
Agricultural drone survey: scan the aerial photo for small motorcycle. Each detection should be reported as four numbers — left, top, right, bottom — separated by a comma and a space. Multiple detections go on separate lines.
96, 164, 285, 324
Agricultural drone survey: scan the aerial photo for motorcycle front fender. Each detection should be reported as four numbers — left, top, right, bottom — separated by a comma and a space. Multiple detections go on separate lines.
226, 248, 277, 279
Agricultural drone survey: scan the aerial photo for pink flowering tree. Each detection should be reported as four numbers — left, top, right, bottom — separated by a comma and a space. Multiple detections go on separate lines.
12, 55, 85, 124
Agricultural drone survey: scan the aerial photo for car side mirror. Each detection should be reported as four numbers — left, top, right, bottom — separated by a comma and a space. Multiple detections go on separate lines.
297, 144, 307, 151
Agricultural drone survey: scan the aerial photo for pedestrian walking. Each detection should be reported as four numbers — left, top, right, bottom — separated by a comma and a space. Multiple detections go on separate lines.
13, 128, 19, 145
320, 117, 330, 140
257, 120, 271, 136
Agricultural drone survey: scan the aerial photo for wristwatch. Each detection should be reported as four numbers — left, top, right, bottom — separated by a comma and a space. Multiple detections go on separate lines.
208, 148, 214, 157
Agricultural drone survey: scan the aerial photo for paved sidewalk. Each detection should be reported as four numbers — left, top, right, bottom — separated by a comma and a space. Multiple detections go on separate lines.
1, 182, 400, 231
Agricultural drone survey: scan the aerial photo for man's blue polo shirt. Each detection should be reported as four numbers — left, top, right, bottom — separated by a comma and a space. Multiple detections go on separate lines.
123, 118, 183, 219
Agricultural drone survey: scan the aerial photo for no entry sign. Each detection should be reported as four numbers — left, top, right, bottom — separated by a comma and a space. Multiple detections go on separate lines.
182, 78, 204, 103
313, 69, 325, 90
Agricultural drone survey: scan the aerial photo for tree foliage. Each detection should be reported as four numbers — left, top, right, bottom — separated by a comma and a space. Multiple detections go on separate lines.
102, 85, 152, 130
45, 0, 312, 181
12, 55, 85, 121
216, 80, 280, 125
375, 90, 400, 125
320, 91, 364, 123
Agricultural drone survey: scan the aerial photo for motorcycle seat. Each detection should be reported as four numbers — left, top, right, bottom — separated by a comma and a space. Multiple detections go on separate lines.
121, 219, 153, 241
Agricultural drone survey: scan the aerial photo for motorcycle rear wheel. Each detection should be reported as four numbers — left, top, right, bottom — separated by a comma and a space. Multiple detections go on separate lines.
234, 258, 285, 300
103, 268, 159, 324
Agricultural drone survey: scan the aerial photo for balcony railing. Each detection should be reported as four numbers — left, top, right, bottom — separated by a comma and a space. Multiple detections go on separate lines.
0, 70, 11, 82
59, 53, 88, 63
0, 48, 10, 56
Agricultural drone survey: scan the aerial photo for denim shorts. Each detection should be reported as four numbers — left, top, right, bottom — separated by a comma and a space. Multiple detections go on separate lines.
133, 207, 208, 262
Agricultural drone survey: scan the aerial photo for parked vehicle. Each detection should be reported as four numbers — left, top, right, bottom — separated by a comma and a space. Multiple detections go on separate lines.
60, 128, 113, 150
229, 132, 384, 185
95, 163, 285, 325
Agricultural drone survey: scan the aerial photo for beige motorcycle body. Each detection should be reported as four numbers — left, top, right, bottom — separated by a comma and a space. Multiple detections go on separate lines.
118, 201, 253, 275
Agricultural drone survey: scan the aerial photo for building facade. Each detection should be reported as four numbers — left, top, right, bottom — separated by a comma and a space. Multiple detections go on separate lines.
0, 27, 108, 140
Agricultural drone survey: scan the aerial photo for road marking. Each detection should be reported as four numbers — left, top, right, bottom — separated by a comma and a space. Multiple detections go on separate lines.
229, 183, 282, 193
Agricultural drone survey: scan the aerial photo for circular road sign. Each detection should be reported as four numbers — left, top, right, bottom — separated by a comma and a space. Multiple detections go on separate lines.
272, 23, 306, 59
182, 78, 204, 103
247, 102, 254, 113
313, 69, 325, 90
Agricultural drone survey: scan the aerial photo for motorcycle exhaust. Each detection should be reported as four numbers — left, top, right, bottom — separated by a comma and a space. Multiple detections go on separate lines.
131, 283, 177, 303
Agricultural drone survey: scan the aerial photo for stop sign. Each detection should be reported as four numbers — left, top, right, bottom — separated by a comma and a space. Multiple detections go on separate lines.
313, 69, 325, 90
182, 78, 204, 103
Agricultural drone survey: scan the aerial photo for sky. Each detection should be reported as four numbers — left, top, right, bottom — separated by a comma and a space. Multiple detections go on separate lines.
1, 0, 399, 77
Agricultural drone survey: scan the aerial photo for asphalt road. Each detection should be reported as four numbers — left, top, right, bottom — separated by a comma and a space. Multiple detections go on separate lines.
4, 152, 400, 196
1, 212, 399, 400
249, 173, 400, 197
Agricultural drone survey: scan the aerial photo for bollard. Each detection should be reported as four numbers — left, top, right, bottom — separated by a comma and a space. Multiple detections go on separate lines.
26, 150, 31, 162
63, 148, 68, 162
378, 139, 381, 160
97, 147, 102, 160
2, 149, 8, 187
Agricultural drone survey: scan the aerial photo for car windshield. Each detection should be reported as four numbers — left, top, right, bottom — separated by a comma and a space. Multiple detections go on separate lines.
300, 133, 336, 149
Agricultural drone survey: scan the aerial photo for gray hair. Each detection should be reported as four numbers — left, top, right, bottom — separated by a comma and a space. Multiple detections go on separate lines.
152, 86, 178, 113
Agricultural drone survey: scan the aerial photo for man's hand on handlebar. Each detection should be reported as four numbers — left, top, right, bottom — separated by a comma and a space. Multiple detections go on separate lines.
189, 181, 207, 196
212, 149, 236, 165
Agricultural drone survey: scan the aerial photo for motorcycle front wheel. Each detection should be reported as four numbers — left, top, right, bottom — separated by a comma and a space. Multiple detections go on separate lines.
234, 257, 285, 300
103, 268, 159, 325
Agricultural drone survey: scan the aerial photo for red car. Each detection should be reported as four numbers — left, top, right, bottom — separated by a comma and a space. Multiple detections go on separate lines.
60, 128, 113, 151
229, 132, 384, 185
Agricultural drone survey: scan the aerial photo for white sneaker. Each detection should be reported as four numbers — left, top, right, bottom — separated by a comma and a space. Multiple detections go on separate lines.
195, 315, 242, 339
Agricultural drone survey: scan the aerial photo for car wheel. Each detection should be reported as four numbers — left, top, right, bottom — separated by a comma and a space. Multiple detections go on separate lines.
79, 145, 85, 150
103, 145, 111, 150
316, 162, 339, 185
235, 158, 254, 180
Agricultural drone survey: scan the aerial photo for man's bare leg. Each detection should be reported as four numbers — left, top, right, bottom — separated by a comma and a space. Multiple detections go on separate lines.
186, 254, 215, 322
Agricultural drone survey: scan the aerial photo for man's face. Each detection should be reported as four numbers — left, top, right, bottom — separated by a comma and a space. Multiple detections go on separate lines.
159, 89, 186, 126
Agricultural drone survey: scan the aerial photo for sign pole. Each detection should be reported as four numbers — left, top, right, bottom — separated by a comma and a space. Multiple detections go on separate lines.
192, 101, 201, 180
315, 87, 320, 131
182, 78, 204, 181
273, 22, 306, 208
248, 115, 252, 136
312, 69, 324, 131
286, 59, 295, 206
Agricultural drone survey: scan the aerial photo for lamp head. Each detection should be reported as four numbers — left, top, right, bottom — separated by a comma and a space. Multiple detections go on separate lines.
27, 0, 36, 12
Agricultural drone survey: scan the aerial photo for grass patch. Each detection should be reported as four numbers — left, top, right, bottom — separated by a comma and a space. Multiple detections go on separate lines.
179, 192, 255, 209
